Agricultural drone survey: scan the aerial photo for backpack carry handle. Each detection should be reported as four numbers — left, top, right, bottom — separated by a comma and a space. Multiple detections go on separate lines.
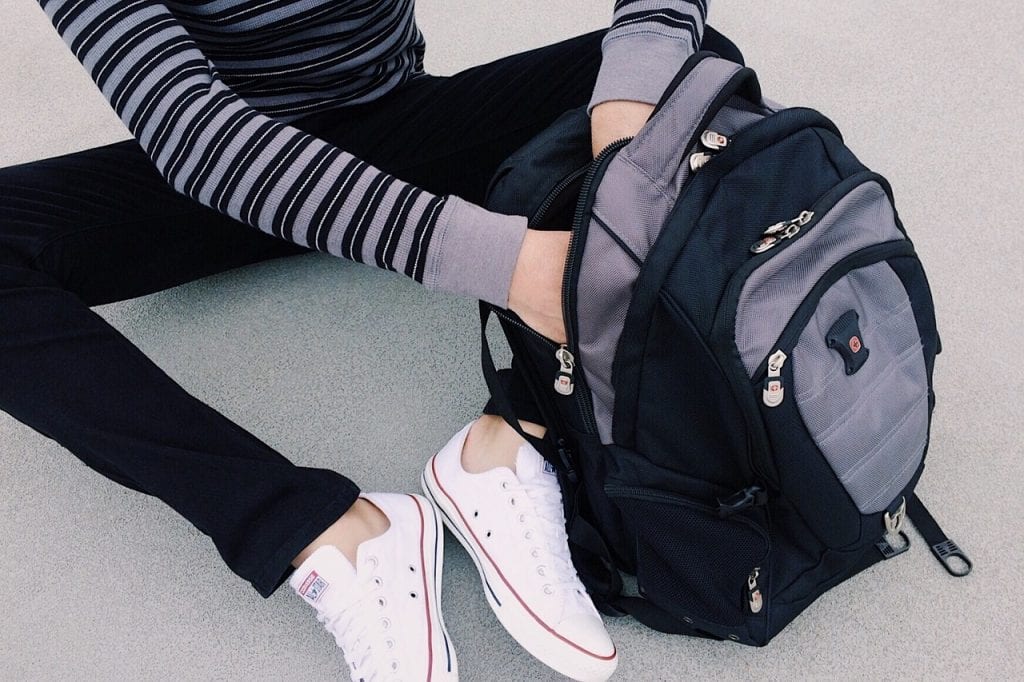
624, 52, 762, 182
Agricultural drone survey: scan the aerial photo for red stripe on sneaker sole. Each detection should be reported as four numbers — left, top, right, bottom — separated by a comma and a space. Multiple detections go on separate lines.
428, 456, 616, 662
409, 494, 434, 681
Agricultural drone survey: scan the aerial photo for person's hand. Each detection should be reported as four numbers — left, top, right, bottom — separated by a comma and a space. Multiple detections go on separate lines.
590, 100, 655, 157
505, 101, 656, 344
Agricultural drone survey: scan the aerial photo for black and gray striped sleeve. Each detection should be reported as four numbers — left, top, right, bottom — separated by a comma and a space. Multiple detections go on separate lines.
37, 0, 527, 307
589, 0, 708, 112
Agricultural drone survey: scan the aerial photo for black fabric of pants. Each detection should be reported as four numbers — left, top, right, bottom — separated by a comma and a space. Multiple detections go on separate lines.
0, 28, 739, 597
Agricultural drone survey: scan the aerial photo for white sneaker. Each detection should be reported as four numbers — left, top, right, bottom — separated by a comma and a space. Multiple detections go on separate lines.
421, 423, 618, 682
289, 492, 457, 682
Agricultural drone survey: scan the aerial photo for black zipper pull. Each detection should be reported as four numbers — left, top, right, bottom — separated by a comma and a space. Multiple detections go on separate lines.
556, 438, 578, 485
717, 486, 767, 517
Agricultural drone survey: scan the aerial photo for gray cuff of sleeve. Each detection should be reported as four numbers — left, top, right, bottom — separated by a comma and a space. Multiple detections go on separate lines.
588, 32, 697, 114
422, 196, 528, 308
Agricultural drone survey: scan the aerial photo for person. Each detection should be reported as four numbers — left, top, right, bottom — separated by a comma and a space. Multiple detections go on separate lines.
0, 1, 734, 679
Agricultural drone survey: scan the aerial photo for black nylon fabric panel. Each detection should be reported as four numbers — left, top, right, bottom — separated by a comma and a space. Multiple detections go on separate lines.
888, 256, 940, 390
759, 358, 863, 549
666, 128, 848, 336
633, 297, 749, 488
611, 492, 768, 630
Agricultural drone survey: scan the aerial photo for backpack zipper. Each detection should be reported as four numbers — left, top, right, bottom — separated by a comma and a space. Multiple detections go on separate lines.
750, 240, 917, 388
559, 136, 634, 433
529, 166, 588, 228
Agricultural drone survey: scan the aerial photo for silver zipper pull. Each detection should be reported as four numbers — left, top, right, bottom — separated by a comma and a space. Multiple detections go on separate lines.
751, 210, 815, 253
748, 567, 763, 614
554, 346, 575, 396
762, 350, 787, 407
689, 151, 713, 172
700, 130, 729, 151
750, 235, 780, 254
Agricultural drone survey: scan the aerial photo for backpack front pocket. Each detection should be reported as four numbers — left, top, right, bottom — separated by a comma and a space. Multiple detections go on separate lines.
605, 483, 770, 643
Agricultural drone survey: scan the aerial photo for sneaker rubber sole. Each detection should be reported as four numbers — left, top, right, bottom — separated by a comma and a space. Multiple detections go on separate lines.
421, 456, 617, 682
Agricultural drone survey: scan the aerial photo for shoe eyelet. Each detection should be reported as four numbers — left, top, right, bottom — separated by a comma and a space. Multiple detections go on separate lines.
373, 576, 383, 587
473, 510, 479, 518
385, 638, 395, 649
381, 618, 391, 630
409, 591, 418, 599
377, 597, 387, 608
408, 564, 416, 573
524, 530, 532, 540
485, 530, 492, 538
543, 584, 554, 595
501, 481, 510, 490
531, 548, 540, 558
508, 497, 516, 507
390, 660, 399, 671
517, 513, 526, 523
537, 566, 546, 576
366, 555, 379, 569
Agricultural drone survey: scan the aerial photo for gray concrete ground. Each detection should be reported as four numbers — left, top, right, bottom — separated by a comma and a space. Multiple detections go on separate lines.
1, 0, 1022, 679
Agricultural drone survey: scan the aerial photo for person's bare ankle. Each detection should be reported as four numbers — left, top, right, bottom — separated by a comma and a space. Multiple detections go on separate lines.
461, 414, 546, 474
292, 498, 390, 567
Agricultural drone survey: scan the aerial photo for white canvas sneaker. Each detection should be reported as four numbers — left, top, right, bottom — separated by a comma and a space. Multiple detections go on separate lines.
289, 492, 457, 682
422, 423, 618, 682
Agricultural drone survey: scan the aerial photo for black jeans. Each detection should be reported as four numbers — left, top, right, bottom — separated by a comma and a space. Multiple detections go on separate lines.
0, 28, 739, 597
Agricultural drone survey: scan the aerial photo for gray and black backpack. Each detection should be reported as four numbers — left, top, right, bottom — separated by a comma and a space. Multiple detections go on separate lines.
481, 51, 971, 645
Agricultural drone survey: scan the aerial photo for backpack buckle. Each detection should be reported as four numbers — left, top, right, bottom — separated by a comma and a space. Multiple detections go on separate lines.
717, 486, 767, 517
884, 496, 907, 535
877, 497, 911, 559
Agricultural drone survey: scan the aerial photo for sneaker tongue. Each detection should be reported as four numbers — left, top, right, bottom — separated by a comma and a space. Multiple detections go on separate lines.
515, 443, 558, 484
289, 546, 356, 607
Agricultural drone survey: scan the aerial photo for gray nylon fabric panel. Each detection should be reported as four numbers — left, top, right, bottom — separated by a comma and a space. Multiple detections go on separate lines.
736, 180, 905, 377
793, 263, 928, 513
577, 220, 641, 441
578, 58, 771, 443
622, 57, 743, 182
590, 101, 767, 265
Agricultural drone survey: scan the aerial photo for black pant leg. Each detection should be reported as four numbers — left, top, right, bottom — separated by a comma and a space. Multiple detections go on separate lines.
0, 141, 358, 597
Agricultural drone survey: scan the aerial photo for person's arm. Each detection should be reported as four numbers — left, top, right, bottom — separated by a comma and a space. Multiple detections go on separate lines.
590, 1, 708, 154
36, 0, 526, 307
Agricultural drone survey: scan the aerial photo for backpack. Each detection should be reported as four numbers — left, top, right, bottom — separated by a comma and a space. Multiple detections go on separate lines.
480, 51, 972, 645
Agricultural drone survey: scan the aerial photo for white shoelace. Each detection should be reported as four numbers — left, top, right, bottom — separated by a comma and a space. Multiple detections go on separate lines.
315, 568, 398, 682
513, 477, 595, 614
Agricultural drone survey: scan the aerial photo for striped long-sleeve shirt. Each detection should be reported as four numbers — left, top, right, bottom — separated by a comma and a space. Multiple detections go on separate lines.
38, 0, 707, 306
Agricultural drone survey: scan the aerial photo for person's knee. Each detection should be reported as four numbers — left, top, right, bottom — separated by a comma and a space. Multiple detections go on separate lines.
0, 250, 56, 291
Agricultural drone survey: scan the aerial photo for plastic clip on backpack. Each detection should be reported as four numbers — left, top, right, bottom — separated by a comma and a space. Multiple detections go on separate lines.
480, 51, 972, 645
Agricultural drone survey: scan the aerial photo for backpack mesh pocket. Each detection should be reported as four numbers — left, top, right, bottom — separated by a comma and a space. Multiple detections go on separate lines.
606, 486, 769, 630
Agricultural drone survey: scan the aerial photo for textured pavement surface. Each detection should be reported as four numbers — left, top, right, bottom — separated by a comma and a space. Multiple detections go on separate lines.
1, 1, 1022, 679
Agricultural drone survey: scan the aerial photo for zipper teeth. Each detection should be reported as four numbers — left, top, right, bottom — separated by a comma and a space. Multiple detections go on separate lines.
739, 172, 879, 283
716, 172, 881, 482
750, 240, 914, 383
604, 485, 770, 541
493, 309, 557, 348
605, 485, 718, 513
529, 166, 588, 229
562, 137, 632, 434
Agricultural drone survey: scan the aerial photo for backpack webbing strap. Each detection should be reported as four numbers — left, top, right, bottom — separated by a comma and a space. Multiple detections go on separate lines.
478, 302, 547, 452
566, 504, 623, 610
907, 493, 973, 577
